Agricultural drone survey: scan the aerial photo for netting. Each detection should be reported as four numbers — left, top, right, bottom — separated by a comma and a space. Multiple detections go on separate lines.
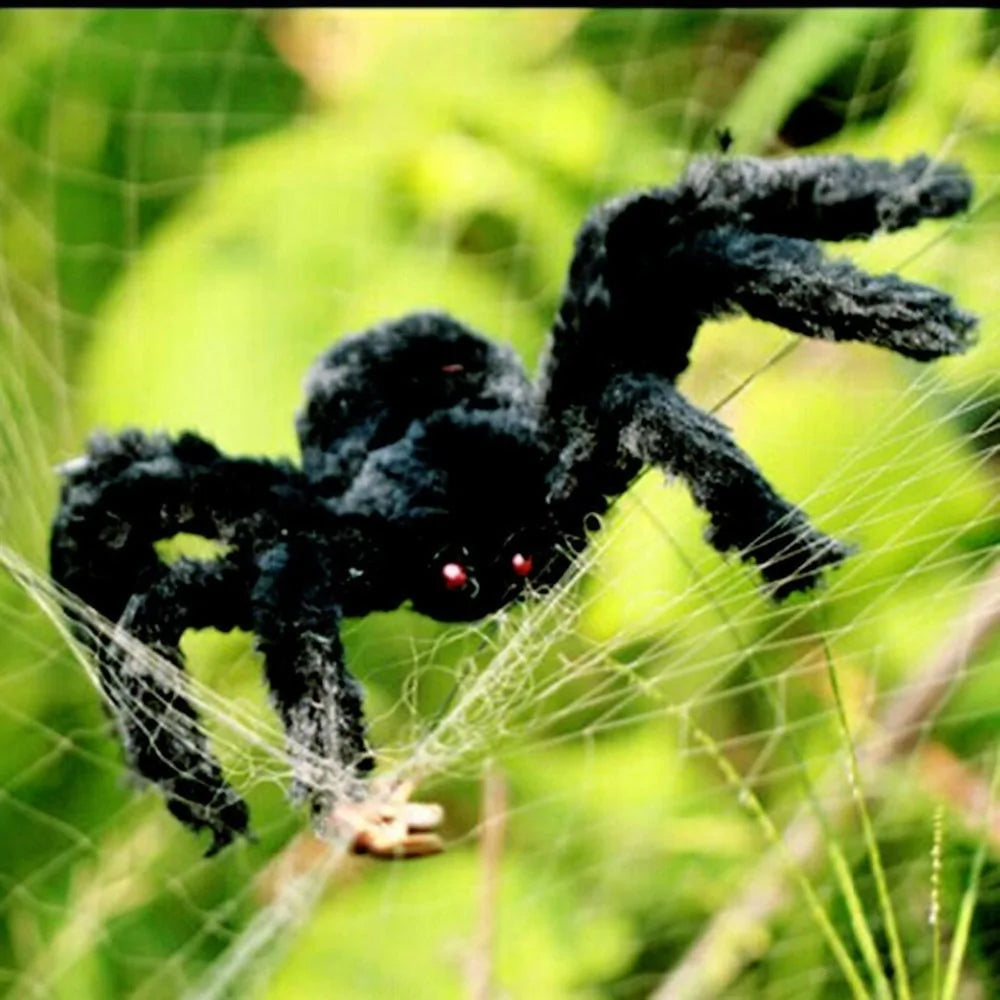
1, 9, 999, 999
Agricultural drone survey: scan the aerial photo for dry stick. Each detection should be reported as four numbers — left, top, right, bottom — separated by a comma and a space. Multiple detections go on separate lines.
651, 559, 1000, 1000
466, 765, 509, 1000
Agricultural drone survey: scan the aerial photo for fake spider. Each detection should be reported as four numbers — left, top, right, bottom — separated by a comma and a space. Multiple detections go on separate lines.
51, 154, 976, 855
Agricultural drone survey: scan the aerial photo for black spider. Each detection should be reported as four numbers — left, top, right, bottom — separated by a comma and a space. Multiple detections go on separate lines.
50, 154, 976, 854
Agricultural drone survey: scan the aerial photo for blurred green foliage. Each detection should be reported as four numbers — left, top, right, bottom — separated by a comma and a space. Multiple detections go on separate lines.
0, 9, 999, 999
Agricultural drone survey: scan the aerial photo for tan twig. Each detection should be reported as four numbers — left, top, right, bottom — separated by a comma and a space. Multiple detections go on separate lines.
652, 559, 1000, 1000
466, 764, 508, 1000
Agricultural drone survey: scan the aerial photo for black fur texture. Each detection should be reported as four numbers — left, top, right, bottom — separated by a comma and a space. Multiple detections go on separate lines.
50, 154, 976, 852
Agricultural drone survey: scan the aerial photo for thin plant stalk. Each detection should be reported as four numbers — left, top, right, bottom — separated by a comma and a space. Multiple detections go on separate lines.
686, 717, 870, 1000
828, 841, 895, 1000
931, 805, 944, 1000
635, 500, 892, 1000
820, 636, 912, 1000
941, 752, 1000, 1000
658, 560, 1000, 999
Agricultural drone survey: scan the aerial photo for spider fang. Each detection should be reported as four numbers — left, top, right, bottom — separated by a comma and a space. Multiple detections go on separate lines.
441, 562, 469, 590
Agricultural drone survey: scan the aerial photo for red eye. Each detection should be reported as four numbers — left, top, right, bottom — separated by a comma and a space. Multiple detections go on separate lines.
511, 553, 533, 577
441, 562, 468, 590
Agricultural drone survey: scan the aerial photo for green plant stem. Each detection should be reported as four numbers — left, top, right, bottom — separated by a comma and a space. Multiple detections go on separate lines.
636, 497, 891, 1000
829, 841, 894, 1000
821, 635, 911, 1000
931, 805, 944, 1000
941, 752, 1000, 1000
684, 717, 869, 1000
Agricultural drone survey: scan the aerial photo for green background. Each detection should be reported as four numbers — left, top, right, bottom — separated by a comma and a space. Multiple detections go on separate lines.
0, 10, 998, 999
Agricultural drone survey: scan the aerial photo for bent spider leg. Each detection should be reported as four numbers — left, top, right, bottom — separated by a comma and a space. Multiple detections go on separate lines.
678, 153, 973, 241
541, 154, 975, 601
690, 227, 977, 361
110, 558, 253, 854
50, 428, 302, 619
50, 428, 307, 850
604, 373, 852, 597
541, 155, 974, 423
251, 543, 375, 822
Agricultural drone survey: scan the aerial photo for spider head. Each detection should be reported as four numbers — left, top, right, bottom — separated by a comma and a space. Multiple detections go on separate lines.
405, 514, 555, 622
338, 406, 562, 622
402, 411, 561, 622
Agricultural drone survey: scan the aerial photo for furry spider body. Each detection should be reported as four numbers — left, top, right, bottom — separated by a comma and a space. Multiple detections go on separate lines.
51, 154, 976, 852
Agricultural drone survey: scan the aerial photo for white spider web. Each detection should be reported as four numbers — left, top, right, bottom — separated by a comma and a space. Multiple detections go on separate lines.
1, 9, 999, 999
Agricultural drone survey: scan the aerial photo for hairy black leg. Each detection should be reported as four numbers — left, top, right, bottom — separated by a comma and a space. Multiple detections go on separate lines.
603, 373, 851, 597
108, 558, 253, 853
51, 428, 303, 623
251, 543, 374, 820
679, 153, 972, 240
50, 430, 307, 849
690, 227, 977, 361
539, 154, 975, 413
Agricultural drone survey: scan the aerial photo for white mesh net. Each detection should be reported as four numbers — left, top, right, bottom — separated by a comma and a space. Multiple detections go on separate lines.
1, 9, 999, 999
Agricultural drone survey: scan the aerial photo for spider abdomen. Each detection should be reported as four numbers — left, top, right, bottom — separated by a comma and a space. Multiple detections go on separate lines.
297, 311, 535, 497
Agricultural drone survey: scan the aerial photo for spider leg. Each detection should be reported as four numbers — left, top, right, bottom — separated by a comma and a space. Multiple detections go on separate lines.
50, 429, 304, 850
680, 153, 972, 241
542, 154, 974, 398
689, 227, 976, 361
538, 153, 975, 598
604, 373, 851, 597
51, 428, 301, 621
107, 557, 253, 854
251, 542, 374, 821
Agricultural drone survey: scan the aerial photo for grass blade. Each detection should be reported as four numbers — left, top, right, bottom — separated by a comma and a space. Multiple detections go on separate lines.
942, 752, 1000, 1000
